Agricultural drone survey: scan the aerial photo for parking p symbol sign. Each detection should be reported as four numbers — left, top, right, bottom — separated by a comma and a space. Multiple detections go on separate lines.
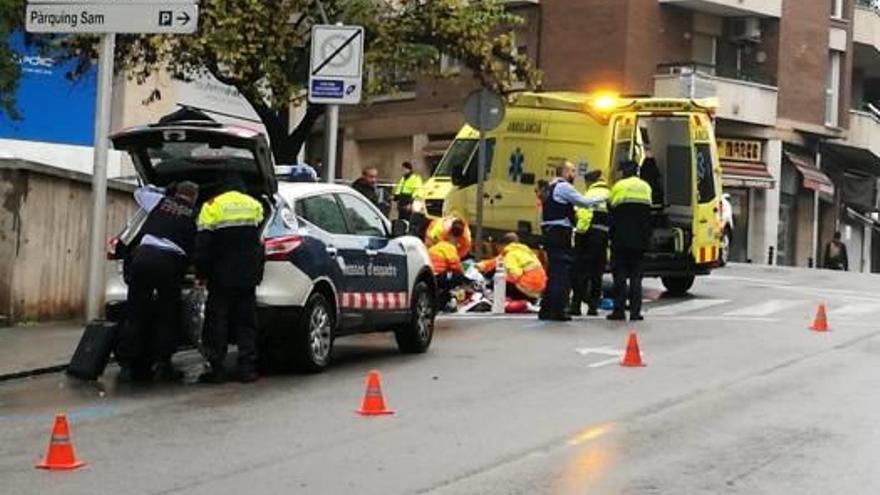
158, 11, 172, 26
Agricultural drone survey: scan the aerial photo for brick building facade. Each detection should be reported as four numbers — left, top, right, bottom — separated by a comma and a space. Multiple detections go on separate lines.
319, 0, 880, 271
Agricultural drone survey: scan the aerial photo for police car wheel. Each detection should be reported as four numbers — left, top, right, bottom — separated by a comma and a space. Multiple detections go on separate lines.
395, 281, 435, 354
661, 275, 695, 296
294, 292, 335, 372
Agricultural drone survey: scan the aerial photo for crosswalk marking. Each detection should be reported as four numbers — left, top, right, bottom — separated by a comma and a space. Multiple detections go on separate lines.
723, 299, 805, 317
649, 298, 730, 316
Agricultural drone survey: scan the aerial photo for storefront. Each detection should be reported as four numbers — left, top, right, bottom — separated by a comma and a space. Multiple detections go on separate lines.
717, 138, 775, 263
778, 149, 835, 267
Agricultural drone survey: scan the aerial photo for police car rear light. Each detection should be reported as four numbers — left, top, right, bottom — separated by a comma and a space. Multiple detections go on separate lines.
264, 235, 303, 260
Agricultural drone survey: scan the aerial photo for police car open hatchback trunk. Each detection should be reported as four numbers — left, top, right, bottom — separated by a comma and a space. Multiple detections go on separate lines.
110, 120, 277, 198
104, 121, 279, 347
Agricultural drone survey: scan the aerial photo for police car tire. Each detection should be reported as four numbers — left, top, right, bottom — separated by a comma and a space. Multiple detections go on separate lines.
394, 281, 435, 354
661, 275, 695, 296
293, 292, 335, 373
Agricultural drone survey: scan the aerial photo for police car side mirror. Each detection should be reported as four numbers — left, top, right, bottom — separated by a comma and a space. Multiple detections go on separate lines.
391, 219, 410, 238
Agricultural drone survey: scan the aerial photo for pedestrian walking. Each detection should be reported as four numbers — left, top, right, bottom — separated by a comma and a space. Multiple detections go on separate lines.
393, 161, 423, 221
538, 162, 603, 321
119, 181, 199, 382
570, 170, 610, 316
823, 231, 849, 271
607, 160, 652, 321
195, 174, 265, 384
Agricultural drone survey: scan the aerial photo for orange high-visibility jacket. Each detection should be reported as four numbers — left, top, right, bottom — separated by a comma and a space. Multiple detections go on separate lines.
477, 242, 547, 298
425, 216, 472, 259
429, 241, 463, 276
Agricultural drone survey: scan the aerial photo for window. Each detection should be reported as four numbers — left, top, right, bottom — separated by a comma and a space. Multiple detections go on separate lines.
826, 51, 842, 126
695, 143, 717, 203
265, 203, 297, 238
691, 33, 718, 75
435, 139, 478, 177
337, 194, 387, 237
296, 194, 348, 234
831, 0, 844, 18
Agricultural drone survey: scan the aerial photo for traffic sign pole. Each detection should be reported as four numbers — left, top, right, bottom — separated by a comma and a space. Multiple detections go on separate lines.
324, 104, 338, 183
475, 95, 486, 259
85, 33, 115, 320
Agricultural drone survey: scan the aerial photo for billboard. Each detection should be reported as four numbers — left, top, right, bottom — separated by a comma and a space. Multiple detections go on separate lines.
0, 32, 97, 146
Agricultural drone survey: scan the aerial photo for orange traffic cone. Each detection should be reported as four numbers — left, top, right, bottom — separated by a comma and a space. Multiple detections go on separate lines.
810, 303, 830, 332
35, 413, 86, 470
356, 370, 394, 416
621, 332, 645, 367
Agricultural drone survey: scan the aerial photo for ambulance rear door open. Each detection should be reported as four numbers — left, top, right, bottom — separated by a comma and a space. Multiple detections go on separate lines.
629, 110, 721, 266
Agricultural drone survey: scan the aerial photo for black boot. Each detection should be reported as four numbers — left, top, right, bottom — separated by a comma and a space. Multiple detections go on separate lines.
154, 361, 183, 382
198, 363, 227, 384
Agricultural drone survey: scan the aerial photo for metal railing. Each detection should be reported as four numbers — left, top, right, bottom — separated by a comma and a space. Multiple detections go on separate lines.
656, 62, 778, 87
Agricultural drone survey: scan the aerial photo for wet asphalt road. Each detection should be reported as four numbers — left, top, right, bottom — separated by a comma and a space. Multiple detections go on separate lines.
1, 264, 880, 494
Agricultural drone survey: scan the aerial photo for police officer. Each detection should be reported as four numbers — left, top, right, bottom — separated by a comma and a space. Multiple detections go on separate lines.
570, 171, 611, 316
119, 181, 199, 382
196, 175, 265, 383
608, 160, 653, 321
393, 161, 423, 221
539, 162, 603, 321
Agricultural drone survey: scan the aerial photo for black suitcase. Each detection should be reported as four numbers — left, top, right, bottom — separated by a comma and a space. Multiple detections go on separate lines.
67, 320, 119, 380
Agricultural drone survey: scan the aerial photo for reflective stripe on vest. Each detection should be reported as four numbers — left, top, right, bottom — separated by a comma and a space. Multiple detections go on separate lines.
197, 191, 264, 232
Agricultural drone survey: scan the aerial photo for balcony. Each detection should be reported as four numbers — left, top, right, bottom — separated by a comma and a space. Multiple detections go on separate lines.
658, 0, 781, 18
846, 110, 880, 160
854, 4, 880, 56
654, 64, 778, 126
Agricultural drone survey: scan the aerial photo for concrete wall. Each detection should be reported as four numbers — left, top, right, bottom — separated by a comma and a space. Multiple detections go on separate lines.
0, 161, 136, 322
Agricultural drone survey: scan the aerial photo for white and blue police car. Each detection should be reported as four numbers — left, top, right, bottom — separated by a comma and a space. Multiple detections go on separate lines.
105, 120, 436, 372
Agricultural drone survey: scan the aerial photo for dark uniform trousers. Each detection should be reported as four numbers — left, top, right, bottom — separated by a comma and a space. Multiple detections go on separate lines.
572, 229, 609, 312
540, 225, 574, 316
612, 249, 644, 317
203, 286, 258, 372
120, 246, 186, 372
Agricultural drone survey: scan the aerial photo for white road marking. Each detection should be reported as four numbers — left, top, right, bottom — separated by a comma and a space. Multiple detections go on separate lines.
574, 347, 624, 369
708, 275, 793, 286
588, 358, 623, 368
649, 316, 778, 322
649, 299, 731, 316
575, 347, 621, 357
723, 299, 805, 317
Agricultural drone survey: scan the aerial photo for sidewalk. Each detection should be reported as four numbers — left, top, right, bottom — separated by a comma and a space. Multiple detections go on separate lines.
0, 321, 84, 381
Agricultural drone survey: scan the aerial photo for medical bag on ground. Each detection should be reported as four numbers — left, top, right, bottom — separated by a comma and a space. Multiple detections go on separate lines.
66, 320, 119, 380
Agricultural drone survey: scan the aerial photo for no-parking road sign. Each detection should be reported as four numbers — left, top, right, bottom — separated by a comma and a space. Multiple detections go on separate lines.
308, 24, 364, 105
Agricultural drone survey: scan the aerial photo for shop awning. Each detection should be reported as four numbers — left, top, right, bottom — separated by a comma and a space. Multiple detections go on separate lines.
784, 151, 835, 199
845, 204, 880, 231
721, 160, 775, 189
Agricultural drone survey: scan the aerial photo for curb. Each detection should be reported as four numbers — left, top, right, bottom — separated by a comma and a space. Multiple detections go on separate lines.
0, 363, 69, 383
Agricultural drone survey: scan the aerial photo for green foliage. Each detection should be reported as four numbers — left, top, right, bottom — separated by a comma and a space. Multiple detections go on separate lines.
0, 0, 24, 119
1, 0, 540, 160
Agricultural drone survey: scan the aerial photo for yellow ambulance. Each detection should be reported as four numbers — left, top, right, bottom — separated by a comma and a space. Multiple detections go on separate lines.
412, 92, 723, 294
